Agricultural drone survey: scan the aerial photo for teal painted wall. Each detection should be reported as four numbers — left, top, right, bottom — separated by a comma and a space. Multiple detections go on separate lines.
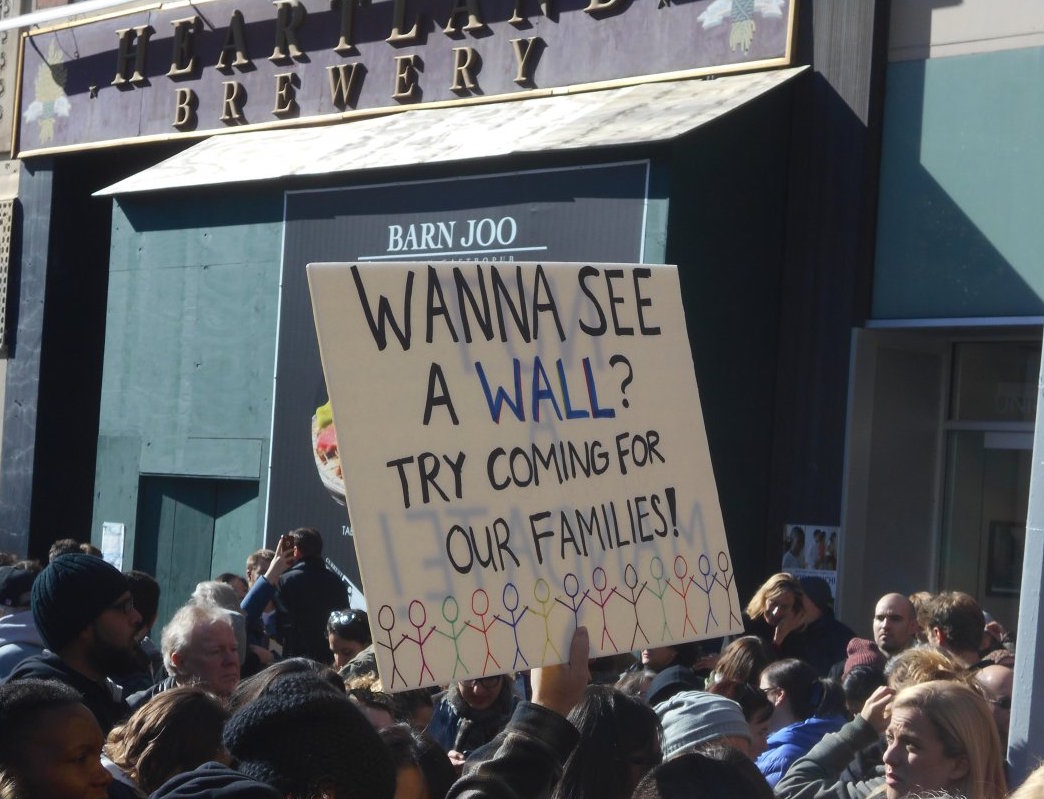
874, 47, 1044, 319
92, 192, 284, 578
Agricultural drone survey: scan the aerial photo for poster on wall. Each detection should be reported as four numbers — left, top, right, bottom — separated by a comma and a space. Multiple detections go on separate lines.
268, 162, 653, 604
309, 260, 743, 689
781, 523, 840, 599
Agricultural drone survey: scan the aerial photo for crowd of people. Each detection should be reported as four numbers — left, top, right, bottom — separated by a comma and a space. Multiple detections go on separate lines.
0, 532, 1037, 799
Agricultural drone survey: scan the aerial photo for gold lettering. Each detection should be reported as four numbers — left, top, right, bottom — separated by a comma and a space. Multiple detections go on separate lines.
167, 16, 199, 77
443, 0, 484, 34
271, 1, 308, 62
331, 0, 369, 55
111, 25, 154, 86
450, 47, 478, 90
273, 73, 299, 115
216, 11, 251, 70
220, 81, 246, 122
172, 87, 197, 128
386, 0, 419, 43
327, 63, 362, 109
392, 54, 419, 99
510, 37, 541, 85
584, 0, 620, 12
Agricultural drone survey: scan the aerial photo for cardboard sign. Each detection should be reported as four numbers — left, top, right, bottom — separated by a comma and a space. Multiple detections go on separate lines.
308, 261, 742, 690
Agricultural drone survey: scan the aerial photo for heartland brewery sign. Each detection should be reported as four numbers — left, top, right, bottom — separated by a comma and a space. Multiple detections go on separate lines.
15, 0, 794, 155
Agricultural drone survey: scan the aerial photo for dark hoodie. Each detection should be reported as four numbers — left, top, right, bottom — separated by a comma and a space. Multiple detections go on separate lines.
149, 762, 279, 799
4, 650, 129, 734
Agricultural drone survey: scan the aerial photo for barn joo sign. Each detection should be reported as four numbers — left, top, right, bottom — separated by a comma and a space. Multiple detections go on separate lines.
15, 0, 794, 155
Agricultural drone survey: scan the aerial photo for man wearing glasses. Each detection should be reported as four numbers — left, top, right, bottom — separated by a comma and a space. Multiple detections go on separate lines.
3, 553, 142, 733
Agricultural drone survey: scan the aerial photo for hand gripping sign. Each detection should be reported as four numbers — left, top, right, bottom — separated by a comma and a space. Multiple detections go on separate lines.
308, 261, 743, 690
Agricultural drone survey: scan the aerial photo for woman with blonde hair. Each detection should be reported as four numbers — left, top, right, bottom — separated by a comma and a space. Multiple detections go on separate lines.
746, 573, 805, 647
775, 680, 1006, 799
884, 646, 969, 692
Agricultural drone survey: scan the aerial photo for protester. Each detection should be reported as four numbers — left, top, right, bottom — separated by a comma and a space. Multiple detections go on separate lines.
229, 656, 344, 712
276, 528, 351, 662
640, 641, 705, 673
0, 561, 44, 677
646, 663, 706, 706
104, 687, 230, 797
616, 667, 657, 698
427, 672, 520, 769
446, 628, 589, 799
328, 608, 373, 669
925, 592, 986, 668
775, 680, 1006, 799
552, 684, 662, 799
706, 635, 776, 689
973, 663, 1013, 750
790, 577, 858, 676
242, 529, 349, 664
872, 594, 921, 657
191, 580, 249, 665
349, 682, 401, 729
223, 672, 396, 799
632, 746, 774, 799
48, 538, 83, 562
1009, 761, 1044, 799
755, 658, 847, 785
656, 690, 752, 758
4, 553, 141, 733
746, 573, 806, 648
883, 645, 967, 692
708, 678, 774, 757
379, 723, 458, 799
111, 569, 164, 693
217, 572, 250, 601
0, 678, 113, 799
128, 603, 240, 709
842, 664, 886, 718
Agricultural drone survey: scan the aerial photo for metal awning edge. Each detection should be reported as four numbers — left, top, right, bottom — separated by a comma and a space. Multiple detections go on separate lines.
95, 66, 807, 197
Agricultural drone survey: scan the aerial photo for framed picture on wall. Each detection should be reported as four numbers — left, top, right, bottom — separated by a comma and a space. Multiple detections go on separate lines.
986, 521, 1025, 596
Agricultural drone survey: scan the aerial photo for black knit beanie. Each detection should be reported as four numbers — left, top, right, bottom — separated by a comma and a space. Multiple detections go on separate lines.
31, 553, 129, 652
224, 673, 396, 799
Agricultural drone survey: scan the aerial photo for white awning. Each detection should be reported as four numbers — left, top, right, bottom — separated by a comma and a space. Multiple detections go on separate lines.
97, 66, 806, 196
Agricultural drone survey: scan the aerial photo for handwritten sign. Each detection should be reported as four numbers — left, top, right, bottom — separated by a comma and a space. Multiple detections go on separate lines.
308, 261, 742, 690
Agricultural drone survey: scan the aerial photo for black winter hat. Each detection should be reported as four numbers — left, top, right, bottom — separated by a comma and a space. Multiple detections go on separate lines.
31, 553, 129, 651
224, 673, 396, 799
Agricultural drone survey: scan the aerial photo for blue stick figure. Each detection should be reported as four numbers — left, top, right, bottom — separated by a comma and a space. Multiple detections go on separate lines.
494, 583, 530, 671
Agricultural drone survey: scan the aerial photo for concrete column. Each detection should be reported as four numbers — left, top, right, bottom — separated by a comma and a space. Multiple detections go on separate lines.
0, 160, 51, 556
1008, 329, 1044, 785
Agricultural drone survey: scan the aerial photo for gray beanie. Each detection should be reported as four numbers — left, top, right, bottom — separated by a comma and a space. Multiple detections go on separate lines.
31, 553, 128, 651
655, 690, 751, 758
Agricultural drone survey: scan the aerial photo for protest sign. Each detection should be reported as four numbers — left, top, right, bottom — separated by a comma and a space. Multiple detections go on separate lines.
308, 261, 742, 690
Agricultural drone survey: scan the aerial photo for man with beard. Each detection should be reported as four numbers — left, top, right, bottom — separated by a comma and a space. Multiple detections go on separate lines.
3, 553, 141, 734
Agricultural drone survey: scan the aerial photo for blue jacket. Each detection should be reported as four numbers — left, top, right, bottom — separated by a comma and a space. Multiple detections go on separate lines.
756, 714, 847, 787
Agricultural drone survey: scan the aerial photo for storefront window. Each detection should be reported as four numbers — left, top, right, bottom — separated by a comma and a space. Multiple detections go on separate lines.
940, 341, 1038, 633
949, 341, 1040, 423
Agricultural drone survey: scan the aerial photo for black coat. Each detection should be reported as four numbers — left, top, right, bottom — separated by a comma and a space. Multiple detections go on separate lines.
4, 651, 130, 734
277, 557, 349, 664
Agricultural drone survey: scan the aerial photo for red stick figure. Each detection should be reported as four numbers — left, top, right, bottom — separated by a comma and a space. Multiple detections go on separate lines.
464, 588, 501, 675
667, 556, 698, 637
